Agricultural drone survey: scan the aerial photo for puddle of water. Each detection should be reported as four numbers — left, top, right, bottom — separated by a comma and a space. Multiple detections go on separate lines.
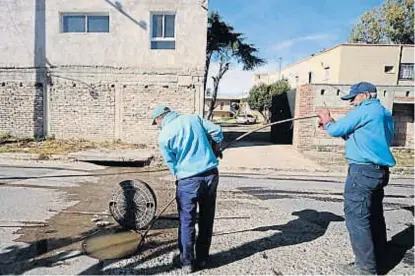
82, 231, 142, 260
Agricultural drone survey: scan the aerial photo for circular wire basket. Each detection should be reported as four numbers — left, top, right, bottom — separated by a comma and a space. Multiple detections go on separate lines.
109, 179, 157, 230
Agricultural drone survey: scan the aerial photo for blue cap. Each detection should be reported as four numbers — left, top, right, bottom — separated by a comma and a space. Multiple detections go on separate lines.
341, 82, 377, 100
151, 104, 171, 125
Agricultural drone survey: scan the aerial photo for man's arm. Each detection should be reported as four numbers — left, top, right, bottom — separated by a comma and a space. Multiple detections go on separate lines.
320, 108, 367, 138
158, 138, 177, 176
199, 116, 224, 143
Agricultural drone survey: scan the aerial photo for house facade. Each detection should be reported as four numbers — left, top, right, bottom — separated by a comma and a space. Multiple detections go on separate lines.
0, 0, 208, 144
255, 43, 414, 88
255, 43, 414, 153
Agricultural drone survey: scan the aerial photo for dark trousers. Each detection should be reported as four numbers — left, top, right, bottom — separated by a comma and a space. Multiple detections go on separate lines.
344, 163, 389, 274
176, 168, 219, 266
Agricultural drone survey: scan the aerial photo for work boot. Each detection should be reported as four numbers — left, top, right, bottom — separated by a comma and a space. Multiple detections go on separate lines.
335, 263, 375, 275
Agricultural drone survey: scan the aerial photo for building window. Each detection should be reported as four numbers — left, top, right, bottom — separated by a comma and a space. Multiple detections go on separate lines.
308, 72, 313, 84
151, 12, 176, 49
220, 102, 224, 110
62, 14, 109, 33
324, 67, 330, 81
384, 65, 394, 74
399, 63, 414, 80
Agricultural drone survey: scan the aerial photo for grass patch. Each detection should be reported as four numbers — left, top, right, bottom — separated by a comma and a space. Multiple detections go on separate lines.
0, 136, 144, 156
394, 151, 414, 167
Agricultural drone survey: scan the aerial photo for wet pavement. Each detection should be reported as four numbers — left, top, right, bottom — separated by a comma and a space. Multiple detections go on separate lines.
0, 159, 413, 275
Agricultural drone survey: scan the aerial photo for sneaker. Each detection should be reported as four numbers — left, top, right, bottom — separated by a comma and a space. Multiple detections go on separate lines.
335, 263, 374, 275
181, 265, 193, 274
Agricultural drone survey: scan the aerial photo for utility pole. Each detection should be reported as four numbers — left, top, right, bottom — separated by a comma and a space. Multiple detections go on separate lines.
277, 57, 282, 80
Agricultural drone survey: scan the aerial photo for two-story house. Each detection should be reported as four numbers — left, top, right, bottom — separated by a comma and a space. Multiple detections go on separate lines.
0, 0, 208, 144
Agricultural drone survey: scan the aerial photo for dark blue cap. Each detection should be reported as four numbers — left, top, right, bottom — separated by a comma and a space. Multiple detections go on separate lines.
341, 82, 377, 100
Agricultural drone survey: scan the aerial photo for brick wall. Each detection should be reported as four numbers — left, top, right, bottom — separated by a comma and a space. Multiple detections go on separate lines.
0, 78, 44, 138
293, 83, 414, 155
392, 103, 414, 148
49, 81, 116, 141
0, 67, 202, 145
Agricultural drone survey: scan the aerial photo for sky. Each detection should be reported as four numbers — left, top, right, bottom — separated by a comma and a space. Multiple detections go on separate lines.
206, 0, 385, 96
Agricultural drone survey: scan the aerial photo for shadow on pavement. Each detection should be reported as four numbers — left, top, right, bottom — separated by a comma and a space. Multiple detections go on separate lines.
206, 209, 344, 269
121, 209, 343, 274
382, 206, 414, 274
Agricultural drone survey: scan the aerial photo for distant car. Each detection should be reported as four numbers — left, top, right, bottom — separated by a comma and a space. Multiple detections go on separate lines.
236, 114, 257, 124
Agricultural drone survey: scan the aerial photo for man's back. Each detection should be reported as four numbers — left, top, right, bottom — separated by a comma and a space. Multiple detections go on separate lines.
158, 112, 223, 179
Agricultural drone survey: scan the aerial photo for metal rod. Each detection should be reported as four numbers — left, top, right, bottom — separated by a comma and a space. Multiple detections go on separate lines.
222, 114, 318, 150
137, 196, 176, 249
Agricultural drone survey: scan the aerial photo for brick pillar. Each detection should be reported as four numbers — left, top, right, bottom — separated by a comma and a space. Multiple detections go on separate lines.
293, 84, 316, 151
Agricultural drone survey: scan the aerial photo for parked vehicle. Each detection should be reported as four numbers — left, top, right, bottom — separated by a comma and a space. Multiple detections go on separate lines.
236, 114, 257, 124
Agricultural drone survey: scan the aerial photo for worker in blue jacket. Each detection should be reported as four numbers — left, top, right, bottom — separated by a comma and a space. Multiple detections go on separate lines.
151, 104, 223, 273
318, 82, 396, 275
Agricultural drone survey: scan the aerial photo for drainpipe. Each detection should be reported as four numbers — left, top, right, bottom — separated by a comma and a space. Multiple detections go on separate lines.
34, 0, 47, 138
389, 45, 404, 112
396, 45, 403, 85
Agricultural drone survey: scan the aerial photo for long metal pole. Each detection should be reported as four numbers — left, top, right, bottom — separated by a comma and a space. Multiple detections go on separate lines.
222, 114, 318, 150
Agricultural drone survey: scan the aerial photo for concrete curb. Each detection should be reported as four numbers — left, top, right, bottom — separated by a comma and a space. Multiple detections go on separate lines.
0, 149, 154, 164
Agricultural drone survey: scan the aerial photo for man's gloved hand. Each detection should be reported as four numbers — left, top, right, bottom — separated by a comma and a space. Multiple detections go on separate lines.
175, 179, 178, 186
212, 142, 223, 159
317, 109, 334, 129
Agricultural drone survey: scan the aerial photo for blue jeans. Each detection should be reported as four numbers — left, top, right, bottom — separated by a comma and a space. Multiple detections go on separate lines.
176, 168, 219, 266
344, 163, 389, 274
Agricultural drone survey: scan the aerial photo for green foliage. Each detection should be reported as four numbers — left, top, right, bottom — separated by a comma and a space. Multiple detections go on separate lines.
205, 12, 265, 120
248, 80, 291, 122
349, 0, 414, 44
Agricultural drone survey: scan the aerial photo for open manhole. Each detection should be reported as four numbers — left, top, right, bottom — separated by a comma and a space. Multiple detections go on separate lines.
109, 179, 157, 230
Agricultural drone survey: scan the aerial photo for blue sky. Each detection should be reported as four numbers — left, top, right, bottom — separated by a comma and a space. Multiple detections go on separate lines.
207, 0, 385, 96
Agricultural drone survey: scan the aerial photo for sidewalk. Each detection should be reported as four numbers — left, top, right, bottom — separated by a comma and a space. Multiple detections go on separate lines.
219, 142, 330, 174
0, 142, 412, 177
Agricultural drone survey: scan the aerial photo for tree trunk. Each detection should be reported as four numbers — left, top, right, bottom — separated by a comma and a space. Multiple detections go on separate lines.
203, 53, 212, 118
258, 110, 267, 123
203, 53, 212, 93
206, 61, 229, 120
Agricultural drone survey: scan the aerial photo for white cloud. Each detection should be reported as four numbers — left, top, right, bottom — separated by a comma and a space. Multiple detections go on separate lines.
206, 62, 278, 96
272, 33, 335, 51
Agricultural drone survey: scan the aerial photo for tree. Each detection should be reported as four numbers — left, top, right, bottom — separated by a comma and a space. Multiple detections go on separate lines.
349, 9, 384, 43
247, 80, 291, 123
205, 12, 265, 120
382, 0, 414, 44
349, 0, 414, 44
